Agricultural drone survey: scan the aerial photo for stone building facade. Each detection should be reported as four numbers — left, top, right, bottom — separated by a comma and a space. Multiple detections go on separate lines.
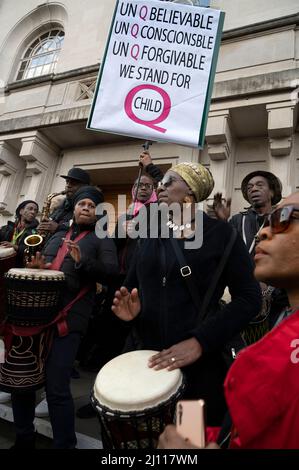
0, 0, 298, 225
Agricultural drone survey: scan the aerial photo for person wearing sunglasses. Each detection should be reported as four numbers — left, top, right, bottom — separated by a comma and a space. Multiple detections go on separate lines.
112, 162, 261, 427
114, 150, 163, 301
159, 192, 299, 449
114, 171, 158, 278
263, 204, 299, 233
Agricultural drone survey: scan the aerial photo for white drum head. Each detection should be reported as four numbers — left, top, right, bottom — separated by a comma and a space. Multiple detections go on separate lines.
6, 268, 65, 280
0, 247, 15, 258
93, 350, 183, 412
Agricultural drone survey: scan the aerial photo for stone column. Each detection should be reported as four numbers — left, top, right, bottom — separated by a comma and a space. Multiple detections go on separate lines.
266, 100, 297, 197
19, 131, 60, 208
0, 141, 25, 217
205, 109, 235, 203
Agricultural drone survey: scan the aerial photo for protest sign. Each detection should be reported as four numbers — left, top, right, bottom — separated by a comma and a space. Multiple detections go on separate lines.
88, 0, 224, 148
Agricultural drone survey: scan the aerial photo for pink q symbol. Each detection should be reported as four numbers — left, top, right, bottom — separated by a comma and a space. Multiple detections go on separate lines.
139, 5, 148, 21
131, 24, 139, 38
131, 44, 140, 60
124, 85, 171, 133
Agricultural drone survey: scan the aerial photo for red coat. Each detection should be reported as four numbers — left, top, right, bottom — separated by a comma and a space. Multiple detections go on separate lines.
224, 308, 299, 449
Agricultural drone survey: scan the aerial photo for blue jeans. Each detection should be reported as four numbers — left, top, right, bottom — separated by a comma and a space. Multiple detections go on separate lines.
11, 332, 81, 449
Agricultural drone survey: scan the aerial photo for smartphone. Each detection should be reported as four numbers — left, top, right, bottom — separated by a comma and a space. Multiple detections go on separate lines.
176, 399, 205, 448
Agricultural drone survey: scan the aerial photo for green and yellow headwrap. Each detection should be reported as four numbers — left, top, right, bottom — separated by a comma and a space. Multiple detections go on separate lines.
171, 162, 214, 202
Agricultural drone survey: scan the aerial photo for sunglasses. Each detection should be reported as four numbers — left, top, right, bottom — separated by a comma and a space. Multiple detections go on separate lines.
265, 205, 299, 234
158, 175, 182, 189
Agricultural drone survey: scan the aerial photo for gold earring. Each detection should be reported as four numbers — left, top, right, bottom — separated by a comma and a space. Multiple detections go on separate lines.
183, 197, 192, 210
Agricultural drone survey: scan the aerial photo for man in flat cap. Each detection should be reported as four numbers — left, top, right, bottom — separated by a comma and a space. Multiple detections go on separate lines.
38, 167, 91, 236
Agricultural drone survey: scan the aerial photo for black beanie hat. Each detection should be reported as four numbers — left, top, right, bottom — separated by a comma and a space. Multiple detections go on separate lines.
15, 200, 39, 218
72, 186, 104, 207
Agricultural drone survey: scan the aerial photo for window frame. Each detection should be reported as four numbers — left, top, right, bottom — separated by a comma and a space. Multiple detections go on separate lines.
16, 29, 64, 81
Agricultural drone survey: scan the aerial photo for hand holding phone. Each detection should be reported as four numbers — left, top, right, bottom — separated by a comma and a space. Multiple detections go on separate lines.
176, 399, 205, 448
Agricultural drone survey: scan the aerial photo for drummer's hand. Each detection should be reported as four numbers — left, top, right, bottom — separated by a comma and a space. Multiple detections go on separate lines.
38, 220, 58, 234
0, 241, 18, 251
158, 425, 219, 449
26, 251, 51, 269
148, 338, 203, 371
111, 286, 141, 321
64, 239, 81, 263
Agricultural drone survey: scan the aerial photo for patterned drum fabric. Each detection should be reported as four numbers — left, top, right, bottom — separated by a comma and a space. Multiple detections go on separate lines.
0, 328, 53, 392
0, 247, 16, 322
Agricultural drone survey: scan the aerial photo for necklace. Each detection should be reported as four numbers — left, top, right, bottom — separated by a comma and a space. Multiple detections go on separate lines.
166, 220, 192, 232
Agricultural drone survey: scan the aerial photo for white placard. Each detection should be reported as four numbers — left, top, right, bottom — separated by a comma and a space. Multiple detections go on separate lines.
88, 0, 224, 148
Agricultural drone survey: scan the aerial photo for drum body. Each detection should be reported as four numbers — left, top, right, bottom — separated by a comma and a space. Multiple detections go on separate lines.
91, 350, 185, 449
0, 247, 16, 322
0, 329, 53, 392
4, 268, 65, 326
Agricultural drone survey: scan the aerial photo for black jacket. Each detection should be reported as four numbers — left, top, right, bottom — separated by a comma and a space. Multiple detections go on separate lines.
230, 208, 268, 254
43, 223, 119, 334
0, 219, 39, 267
125, 213, 262, 353
145, 163, 164, 183
114, 205, 152, 276
50, 198, 74, 233
113, 161, 163, 276
114, 212, 136, 276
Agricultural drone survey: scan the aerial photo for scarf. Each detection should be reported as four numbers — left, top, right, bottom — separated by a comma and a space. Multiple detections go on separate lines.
130, 188, 157, 217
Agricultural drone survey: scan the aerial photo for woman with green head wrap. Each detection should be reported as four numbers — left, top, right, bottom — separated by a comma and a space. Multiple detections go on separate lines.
112, 158, 262, 427
168, 162, 215, 203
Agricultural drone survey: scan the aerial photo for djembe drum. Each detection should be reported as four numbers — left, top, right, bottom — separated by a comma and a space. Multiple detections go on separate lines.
0, 268, 65, 392
91, 350, 185, 449
4, 268, 65, 326
0, 247, 16, 322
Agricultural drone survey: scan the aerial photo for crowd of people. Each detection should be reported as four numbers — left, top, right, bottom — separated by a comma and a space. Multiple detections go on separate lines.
159, 190, 299, 449
0, 151, 297, 449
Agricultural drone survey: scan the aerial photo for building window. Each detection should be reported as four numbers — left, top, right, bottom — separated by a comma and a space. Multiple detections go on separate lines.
16, 29, 64, 81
